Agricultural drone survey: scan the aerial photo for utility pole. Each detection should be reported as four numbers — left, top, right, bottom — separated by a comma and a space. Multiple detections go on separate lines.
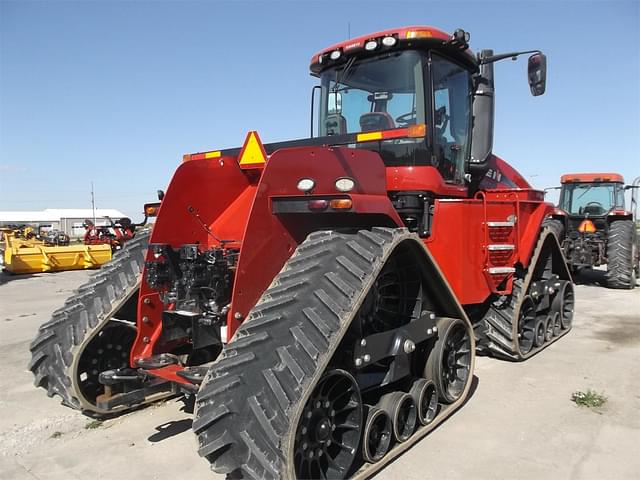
91, 181, 96, 225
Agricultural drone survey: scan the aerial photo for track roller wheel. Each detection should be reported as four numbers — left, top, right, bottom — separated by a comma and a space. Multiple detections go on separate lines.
362, 406, 392, 463
551, 312, 561, 337
533, 317, 546, 347
517, 296, 537, 355
553, 280, 574, 329
544, 315, 554, 343
294, 369, 363, 479
425, 317, 472, 404
409, 378, 438, 426
378, 392, 416, 443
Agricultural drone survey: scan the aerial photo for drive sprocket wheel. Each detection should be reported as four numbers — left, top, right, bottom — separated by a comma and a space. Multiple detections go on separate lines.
75, 321, 137, 405
293, 369, 363, 479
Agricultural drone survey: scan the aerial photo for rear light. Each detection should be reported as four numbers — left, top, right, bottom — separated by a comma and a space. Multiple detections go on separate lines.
381, 36, 397, 47
608, 210, 629, 216
330, 199, 353, 210
297, 178, 315, 192
406, 30, 433, 39
578, 220, 596, 233
308, 199, 329, 211
335, 177, 355, 192
144, 203, 161, 217
408, 123, 427, 138
365, 40, 378, 51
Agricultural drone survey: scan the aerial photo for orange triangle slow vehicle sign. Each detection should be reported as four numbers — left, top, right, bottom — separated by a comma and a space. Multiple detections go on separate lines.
238, 131, 267, 168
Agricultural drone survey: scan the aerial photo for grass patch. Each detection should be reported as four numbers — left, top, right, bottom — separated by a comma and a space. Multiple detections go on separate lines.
85, 420, 103, 430
571, 389, 607, 408
50, 431, 63, 439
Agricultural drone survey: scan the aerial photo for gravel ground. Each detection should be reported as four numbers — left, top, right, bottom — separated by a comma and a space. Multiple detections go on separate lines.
0, 268, 638, 480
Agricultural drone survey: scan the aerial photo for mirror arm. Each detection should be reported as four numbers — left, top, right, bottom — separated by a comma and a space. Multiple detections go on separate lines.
480, 50, 542, 65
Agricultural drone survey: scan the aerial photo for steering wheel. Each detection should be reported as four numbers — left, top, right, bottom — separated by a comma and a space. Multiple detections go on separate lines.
585, 201, 603, 210
581, 201, 605, 216
395, 110, 416, 126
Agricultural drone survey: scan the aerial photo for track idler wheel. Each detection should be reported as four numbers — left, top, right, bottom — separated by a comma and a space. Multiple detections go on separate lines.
379, 391, 417, 443
517, 296, 537, 355
362, 406, 392, 463
409, 378, 438, 426
553, 280, 575, 330
293, 369, 363, 479
425, 317, 472, 404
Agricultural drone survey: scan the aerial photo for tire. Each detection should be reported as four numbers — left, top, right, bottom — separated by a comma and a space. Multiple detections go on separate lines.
605, 220, 636, 289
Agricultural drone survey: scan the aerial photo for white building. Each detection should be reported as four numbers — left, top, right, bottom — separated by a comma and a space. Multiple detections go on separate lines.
0, 209, 128, 238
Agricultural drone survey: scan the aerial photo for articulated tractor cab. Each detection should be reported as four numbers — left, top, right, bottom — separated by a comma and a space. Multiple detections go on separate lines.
547, 173, 639, 288
30, 26, 574, 479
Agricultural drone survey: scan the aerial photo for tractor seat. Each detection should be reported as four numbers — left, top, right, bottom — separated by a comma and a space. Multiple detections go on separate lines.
359, 112, 395, 132
582, 204, 605, 216
325, 114, 347, 135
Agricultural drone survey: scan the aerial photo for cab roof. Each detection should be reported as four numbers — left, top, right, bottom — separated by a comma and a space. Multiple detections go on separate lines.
309, 25, 477, 74
560, 173, 625, 184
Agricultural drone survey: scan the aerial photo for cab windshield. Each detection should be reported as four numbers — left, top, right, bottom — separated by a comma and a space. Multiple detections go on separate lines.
560, 183, 624, 216
318, 50, 428, 167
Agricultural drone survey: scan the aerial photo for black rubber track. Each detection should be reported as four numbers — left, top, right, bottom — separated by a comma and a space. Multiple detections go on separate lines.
477, 228, 572, 361
605, 220, 637, 289
541, 218, 565, 245
193, 228, 474, 479
28, 230, 151, 414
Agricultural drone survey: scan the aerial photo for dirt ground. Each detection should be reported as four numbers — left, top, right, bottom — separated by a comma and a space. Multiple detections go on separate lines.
0, 268, 638, 480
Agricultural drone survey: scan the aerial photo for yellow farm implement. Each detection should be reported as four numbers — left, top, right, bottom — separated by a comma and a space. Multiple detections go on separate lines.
1, 229, 112, 274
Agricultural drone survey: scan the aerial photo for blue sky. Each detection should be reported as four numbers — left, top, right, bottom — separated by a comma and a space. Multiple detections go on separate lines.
1, 0, 638, 217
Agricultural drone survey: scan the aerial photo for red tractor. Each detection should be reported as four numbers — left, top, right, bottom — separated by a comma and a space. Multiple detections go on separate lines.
83, 217, 135, 251
30, 26, 573, 479
547, 173, 639, 288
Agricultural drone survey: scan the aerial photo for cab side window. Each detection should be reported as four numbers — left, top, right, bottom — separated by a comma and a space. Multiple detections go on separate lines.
431, 55, 471, 183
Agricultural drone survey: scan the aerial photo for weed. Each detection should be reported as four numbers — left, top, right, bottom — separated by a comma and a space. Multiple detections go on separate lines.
571, 389, 607, 408
85, 420, 103, 429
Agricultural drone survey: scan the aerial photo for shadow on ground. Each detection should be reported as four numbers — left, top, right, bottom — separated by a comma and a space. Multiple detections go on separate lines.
0, 271, 39, 286
573, 268, 607, 288
148, 418, 193, 443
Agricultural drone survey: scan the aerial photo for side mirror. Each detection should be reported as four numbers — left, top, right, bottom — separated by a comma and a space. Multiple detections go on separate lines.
528, 53, 547, 96
157, 189, 165, 201
328, 92, 342, 114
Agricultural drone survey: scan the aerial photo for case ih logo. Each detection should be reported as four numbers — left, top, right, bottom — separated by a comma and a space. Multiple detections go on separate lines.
485, 168, 503, 182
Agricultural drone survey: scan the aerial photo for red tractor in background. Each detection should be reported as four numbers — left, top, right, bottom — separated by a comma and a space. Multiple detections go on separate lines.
30, 26, 573, 479
82, 201, 162, 252
546, 173, 639, 288
83, 217, 135, 251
